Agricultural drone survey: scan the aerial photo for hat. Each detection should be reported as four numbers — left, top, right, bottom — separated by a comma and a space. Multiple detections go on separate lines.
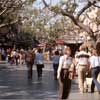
76, 51, 90, 58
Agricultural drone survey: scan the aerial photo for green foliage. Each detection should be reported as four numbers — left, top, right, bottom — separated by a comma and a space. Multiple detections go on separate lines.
51, 6, 61, 14
26, 0, 36, 4
0, 0, 37, 48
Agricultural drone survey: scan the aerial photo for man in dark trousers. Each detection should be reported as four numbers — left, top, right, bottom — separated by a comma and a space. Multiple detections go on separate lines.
25, 49, 34, 79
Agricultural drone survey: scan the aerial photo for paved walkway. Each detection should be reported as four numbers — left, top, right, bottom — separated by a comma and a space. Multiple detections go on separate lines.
0, 62, 100, 100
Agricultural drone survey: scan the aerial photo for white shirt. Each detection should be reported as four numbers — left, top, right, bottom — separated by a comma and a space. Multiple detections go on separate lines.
34, 53, 44, 64
78, 57, 89, 65
89, 56, 100, 68
11, 51, 16, 57
60, 55, 72, 68
57, 55, 72, 78
76, 51, 89, 65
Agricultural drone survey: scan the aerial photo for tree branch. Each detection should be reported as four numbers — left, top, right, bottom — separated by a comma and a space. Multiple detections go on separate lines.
76, 1, 96, 20
94, 29, 100, 33
61, 9, 95, 38
77, 22, 93, 34
0, 8, 8, 16
41, 0, 97, 40
61, 9, 78, 25
0, 20, 18, 28
42, 0, 49, 7
93, 4, 100, 8
77, 22, 96, 40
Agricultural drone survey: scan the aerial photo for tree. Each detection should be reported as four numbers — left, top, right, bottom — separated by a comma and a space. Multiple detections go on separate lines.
0, 0, 36, 28
42, 0, 100, 41
0, 0, 22, 28
0, 0, 38, 48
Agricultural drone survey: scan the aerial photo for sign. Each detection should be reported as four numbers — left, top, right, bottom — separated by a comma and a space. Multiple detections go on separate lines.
56, 39, 64, 44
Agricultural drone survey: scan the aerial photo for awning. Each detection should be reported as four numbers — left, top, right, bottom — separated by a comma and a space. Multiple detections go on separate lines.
59, 35, 85, 44
56, 39, 64, 44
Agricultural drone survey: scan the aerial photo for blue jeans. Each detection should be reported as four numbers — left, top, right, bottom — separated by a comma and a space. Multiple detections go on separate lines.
92, 67, 100, 92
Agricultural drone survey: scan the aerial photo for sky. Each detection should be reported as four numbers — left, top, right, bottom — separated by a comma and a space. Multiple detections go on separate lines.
32, 0, 100, 17
32, 0, 88, 10
33, 0, 100, 8
32, 0, 100, 29
33, 0, 70, 9
32, 0, 87, 20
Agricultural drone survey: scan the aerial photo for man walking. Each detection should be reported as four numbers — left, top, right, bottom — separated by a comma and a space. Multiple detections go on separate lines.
76, 46, 90, 93
25, 49, 34, 79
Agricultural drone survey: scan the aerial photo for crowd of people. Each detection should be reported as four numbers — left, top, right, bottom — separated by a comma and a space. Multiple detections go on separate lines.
0, 47, 48, 80
0, 43, 100, 100
56, 44, 100, 100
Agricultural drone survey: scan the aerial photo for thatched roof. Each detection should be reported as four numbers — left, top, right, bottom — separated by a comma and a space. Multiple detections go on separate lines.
59, 35, 85, 44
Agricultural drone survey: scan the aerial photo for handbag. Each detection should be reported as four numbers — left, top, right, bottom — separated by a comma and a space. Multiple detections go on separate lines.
97, 72, 100, 84
68, 63, 75, 80
41, 64, 44, 68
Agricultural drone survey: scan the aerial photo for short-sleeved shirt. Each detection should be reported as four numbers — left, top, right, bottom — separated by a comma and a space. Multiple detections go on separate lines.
76, 51, 89, 65
89, 56, 100, 68
34, 53, 44, 64
52, 55, 60, 64
59, 55, 72, 69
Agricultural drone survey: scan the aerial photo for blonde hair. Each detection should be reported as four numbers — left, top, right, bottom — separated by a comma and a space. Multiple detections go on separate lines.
79, 46, 85, 51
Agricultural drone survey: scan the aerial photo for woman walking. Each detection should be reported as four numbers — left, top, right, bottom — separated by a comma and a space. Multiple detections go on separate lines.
57, 47, 75, 100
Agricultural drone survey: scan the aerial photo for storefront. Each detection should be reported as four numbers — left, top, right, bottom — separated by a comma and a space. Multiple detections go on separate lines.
55, 35, 85, 56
